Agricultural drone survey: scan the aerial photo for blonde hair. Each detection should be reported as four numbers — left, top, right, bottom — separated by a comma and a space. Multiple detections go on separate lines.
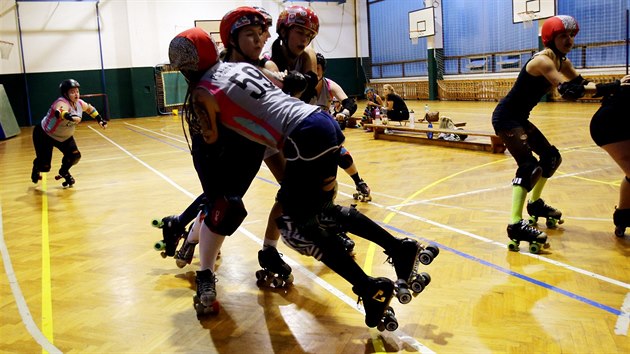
383, 84, 397, 95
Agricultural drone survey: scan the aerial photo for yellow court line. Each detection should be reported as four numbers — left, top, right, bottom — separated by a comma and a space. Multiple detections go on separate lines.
40, 174, 54, 352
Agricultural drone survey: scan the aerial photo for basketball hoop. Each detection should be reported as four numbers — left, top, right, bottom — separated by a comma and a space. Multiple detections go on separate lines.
0, 40, 14, 60
517, 11, 535, 29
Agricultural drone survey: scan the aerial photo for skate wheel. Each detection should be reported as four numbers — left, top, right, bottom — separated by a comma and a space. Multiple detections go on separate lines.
396, 288, 412, 304
426, 244, 440, 257
54, 175, 62, 180
615, 226, 626, 237
154, 241, 166, 251
529, 242, 541, 254
175, 258, 188, 269
546, 218, 558, 228
284, 273, 295, 285
383, 308, 398, 331
352, 193, 360, 200
507, 240, 520, 252
410, 278, 425, 294
420, 272, 431, 286
271, 277, 284, 288
528, 216, 538, 225
255, 269, 266, 281
151, 219, 163, 228
418, 250, 434, 265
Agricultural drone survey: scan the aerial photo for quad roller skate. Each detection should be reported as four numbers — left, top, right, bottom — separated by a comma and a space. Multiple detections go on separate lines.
527, 198, 564, 228
151, 215, 186, 258
613, 208, 630, 237
352, 180, 372, 202
31, 166, 41, 184
256, 247, 294, 288
353, 276, 398, 331
386, 238, 437, 304
174, 238, 197, 268
193, 269, 219, 315
507, 219, 550, 254
54, 170, 75, 187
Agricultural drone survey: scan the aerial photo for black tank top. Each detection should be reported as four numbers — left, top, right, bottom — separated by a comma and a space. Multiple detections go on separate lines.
492, 56, 552, 128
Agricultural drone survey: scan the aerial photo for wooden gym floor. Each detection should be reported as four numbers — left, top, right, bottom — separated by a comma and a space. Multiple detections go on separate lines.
1, 100, 629, 353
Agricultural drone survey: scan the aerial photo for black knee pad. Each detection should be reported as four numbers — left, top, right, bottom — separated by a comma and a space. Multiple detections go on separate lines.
63, 150, 82, 167
36, 162, 51, 173
203, 195, 247, 235
338, 147, 353, 170
539, 145, 562, 178
513, 159, 542, 191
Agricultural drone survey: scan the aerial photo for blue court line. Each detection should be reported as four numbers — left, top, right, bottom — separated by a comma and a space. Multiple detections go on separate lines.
382, 223, 623, 317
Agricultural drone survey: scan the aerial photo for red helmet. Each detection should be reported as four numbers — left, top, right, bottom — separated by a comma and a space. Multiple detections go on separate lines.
220, 6, 267, 48
541, 15, 579, 48
168, 27, 219, 77
276, 5, 319, 36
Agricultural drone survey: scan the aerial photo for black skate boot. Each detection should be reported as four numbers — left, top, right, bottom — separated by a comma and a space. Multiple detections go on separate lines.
174, 238, 197, 268
352, 277, 397, 331
31, 165, 41, 184
54, 169, 75, 187
613, 207, 630, 237
151, 215, 186, 258
256, 247, 294, 288
193, 269, 219, 315
507, 219, 549, 254
385, 238, 435, 304
353, 180, 372, 202
338, 231, 356, 256
527, 198, 564, 228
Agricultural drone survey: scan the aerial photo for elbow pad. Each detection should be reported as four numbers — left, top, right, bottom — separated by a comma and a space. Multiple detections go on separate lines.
282, 70, 308, 96
558, 81, 585, 100
341, 98, 357, 116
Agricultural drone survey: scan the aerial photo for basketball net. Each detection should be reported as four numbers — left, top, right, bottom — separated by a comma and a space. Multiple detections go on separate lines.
518, 11, 535, 29
0, 40, 14, 60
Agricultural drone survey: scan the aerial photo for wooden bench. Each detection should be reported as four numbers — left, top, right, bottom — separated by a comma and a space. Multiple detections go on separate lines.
363, 123, 506, 154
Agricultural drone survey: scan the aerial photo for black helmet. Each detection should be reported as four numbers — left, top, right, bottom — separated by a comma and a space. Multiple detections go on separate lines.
59, 79, 80, 99
316, 52, 326, 72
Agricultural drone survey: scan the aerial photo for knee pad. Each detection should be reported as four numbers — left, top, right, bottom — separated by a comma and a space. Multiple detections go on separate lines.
539, 145, 562, 178
341, 98, 357, 117
513, 160, 542, 191
203, 196, 247, 236
63, 150, 82, 167
337, 147, 353, 170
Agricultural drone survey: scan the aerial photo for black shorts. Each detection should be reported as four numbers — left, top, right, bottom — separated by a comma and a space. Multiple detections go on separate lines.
590, 90, 630, 146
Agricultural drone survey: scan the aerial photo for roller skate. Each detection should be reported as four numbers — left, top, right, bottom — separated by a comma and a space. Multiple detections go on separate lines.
352, 180, 372, 202
527, 198, 564, 228
507, 219, 550, 254
54, 170, 75, 187
193, 269, 219, 315
256, 246, 294, 288
385, 238, 437, 304
338, 231, 356, 256
174, 238, 197, 268
151, 215, 186, 258
31, 166, 41, 184
613, 208, 630, 237
353, 277, 398, 331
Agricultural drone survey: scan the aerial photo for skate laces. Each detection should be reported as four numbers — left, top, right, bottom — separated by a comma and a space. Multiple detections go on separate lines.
518, 219, 543, 235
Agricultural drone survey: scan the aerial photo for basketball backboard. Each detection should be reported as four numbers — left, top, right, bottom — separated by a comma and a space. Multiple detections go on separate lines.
512, 0, 555, 24
409, 7, 435, 39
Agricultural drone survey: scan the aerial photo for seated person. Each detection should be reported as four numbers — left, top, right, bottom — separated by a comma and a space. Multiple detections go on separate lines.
382, 84, 409, 122
362, 87, 383, 123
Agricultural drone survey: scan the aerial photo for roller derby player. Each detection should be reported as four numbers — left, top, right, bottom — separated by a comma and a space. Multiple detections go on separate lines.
312, 52, 372, 203
31, 79, 108, 187
169, 10, 439, 328
589, 74, 630, 237
492, 15, 597, 253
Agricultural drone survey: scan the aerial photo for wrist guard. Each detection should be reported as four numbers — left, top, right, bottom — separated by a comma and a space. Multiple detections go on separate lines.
593, 80, 621, 98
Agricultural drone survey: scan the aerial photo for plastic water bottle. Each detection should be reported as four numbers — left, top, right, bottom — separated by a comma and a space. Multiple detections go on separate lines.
424, 104, 429, 114
409, 110, 415, 128
427, 120, 433, 139
375, 107, 381, 125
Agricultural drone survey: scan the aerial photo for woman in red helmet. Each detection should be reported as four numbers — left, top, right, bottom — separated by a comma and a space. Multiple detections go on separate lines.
491, 15, 602, 253
270, 5, 320, 102
31, 79, 108, 187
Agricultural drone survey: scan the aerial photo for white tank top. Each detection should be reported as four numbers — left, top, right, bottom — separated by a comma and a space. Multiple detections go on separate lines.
197, 61, 319, 149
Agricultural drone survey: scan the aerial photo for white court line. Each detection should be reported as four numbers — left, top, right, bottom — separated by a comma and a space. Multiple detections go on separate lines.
124, 122, 187, 144
615, 293, 630, 335
91, 126, 436, 352
0, 204, 62, 354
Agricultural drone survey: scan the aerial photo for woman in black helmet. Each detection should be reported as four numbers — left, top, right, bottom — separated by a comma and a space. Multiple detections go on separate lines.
31, 79, 108, 187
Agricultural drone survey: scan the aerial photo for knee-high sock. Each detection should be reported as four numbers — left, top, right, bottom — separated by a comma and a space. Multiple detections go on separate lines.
530, 177, 548, 202
199, 222, 225, 271
511, 185, 528, 224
